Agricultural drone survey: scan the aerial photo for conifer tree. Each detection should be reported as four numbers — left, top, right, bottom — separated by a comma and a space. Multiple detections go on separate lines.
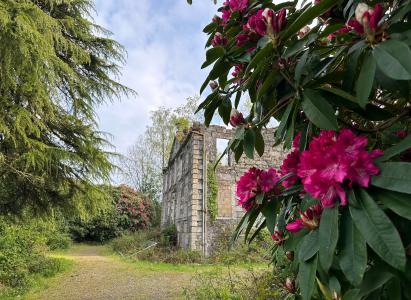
0, 0, 135, 216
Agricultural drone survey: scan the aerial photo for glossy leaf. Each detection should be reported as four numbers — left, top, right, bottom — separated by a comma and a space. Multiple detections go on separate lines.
357, 272, 394, 298
209, 62, 233, 80
243, 128, 255, 159
349, 187, 406, 271
202, 47, 226, 69
258, 69, 279, 100
284, 228, 310, 252
373, 134, 411, 163
370, 188, 411, 220
299, 254, 318, 300
266, 198, 278, 235
301, 89, 338, 130
319, 205, 339, 272
299, 121, 310, 154
300, 193, 318, 213
339, 206, 367, 287
373, 39, 411, 80
255, 129, 265, 157
299, 229, 319, 261
386, 275, 401, 300
342, 42, 366, 92
357, 52, 375, 109
295, 50, 310, 87
370, 162, 411, 194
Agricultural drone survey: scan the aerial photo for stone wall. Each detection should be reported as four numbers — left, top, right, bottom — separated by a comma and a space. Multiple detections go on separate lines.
161, 123, 289, 255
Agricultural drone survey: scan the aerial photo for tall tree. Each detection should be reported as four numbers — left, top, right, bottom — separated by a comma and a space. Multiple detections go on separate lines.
120, 95, 203, 201
0, 0, 135, 216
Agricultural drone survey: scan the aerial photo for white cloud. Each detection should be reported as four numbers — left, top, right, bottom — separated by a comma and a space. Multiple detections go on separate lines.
93, 0, 218, 154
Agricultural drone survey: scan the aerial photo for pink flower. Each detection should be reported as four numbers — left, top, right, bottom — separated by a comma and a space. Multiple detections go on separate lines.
298, 129, 381, 207
236, 167, 280, 211
280, 151, 300, 188
286, 204, 323, 233
345, 150, 379, 188
397, 131, 405, 138
221, 0, 249, 22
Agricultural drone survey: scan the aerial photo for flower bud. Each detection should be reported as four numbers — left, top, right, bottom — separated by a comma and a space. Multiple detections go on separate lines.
229, 109, 245, 128
277, 8, 287, 32
209, 81, 218, 91
212, 14, 221, 24
356, 3, 370, 25
284, 277, 296, 294
397, 131, 405, 138
286, 251, 294, 261
299, 26, 310, 38
362, 11, 373, 36
211, 32, 227, 47
370, 3, 383, 29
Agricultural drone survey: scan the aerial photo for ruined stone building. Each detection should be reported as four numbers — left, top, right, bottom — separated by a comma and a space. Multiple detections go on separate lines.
161, 122, 288, 255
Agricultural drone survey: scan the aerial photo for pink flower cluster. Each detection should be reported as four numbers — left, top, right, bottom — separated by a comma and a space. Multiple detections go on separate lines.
286, 203, 323, 233
236, 167, 280, 211
298, 129, 382, 207
236, 8, 287, 47
328, 20, 355, 39
221, 0, 249, 23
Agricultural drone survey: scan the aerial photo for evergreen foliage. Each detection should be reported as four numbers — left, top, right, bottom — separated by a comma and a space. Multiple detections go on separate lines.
0, 0, 135, 216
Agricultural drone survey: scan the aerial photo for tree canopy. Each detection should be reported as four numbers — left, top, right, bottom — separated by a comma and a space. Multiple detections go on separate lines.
0, 0, 135, 217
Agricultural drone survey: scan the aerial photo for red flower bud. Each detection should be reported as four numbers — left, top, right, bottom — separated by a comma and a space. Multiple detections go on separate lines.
284, 277, 296, 294
209, 81, 219, 91
211, 32, 227, 47
229, 109, 245, 128
212, 14, 221, 24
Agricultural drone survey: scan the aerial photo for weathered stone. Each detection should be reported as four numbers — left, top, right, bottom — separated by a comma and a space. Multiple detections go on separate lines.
161, 123, 288, 255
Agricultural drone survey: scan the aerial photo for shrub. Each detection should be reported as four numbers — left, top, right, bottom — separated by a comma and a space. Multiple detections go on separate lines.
0, 222, 70, 298
46, 233, 71, 250
160, 224, 178, 247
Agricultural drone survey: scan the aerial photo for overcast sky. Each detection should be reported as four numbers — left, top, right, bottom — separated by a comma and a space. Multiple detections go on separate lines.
93, 0, 219, 156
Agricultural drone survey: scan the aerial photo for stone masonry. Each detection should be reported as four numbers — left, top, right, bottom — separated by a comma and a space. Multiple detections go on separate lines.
161, 123, 289, 255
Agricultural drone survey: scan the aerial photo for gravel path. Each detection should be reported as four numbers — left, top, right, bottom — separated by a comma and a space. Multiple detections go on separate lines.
23, 246, 191, 300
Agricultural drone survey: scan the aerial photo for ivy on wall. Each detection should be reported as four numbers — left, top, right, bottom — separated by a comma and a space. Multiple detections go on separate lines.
207, 163, 218, 222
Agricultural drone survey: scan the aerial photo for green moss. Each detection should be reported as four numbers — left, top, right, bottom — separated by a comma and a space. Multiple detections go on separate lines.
207, 164, 219, 222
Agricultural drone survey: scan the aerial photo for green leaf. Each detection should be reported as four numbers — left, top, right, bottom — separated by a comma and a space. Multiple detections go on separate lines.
370, 162, 411, 194
381, 130, 399, 144
350, 187, 406, 271
200, 75, 211, 95
299, 254, 318, 300
300, 193, 318, 213
202, 47, 226, 69
295, 50, 310, 87
234, 140, 243, 163
342, 42, 366, 92
255, 130, 264, 157
266, 198, 278, 235
275, 100, 295, 142
373, 134, 411, 164
277, 185, 303, 197
370, 189, 411, 220
209, 62, 233, 80
229, 208, 252, 249
299, 121, 310, 154
318, 87, 358, 103
255, 191, 265, 205
329, 276, 341, 295
386, 275, 401, 300
319, 205, 339, 272
203, 22, 218, 33
357, 52, 375, 109
299, 229, 319, 262
244, 42, 274, 75
258, 69, 279, 100
301, 89, 338, 130
226, 26, 242, 40
357, 272, 394, 298
195, 92, 218, 113
244, 58, 270, 89
281, 0, 338, 42
243, 129, 255, 159
339, 206, 367, 287
342, 289, 360, 300
284, 228, 310, 252
373, 39, 411, 80
234, 52, 251, 63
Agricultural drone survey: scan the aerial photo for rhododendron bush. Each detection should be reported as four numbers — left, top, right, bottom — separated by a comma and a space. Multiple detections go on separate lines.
196, 0, 411, 299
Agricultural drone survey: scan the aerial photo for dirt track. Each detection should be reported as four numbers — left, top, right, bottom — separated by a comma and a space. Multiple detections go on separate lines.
23, 246, 191, 300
